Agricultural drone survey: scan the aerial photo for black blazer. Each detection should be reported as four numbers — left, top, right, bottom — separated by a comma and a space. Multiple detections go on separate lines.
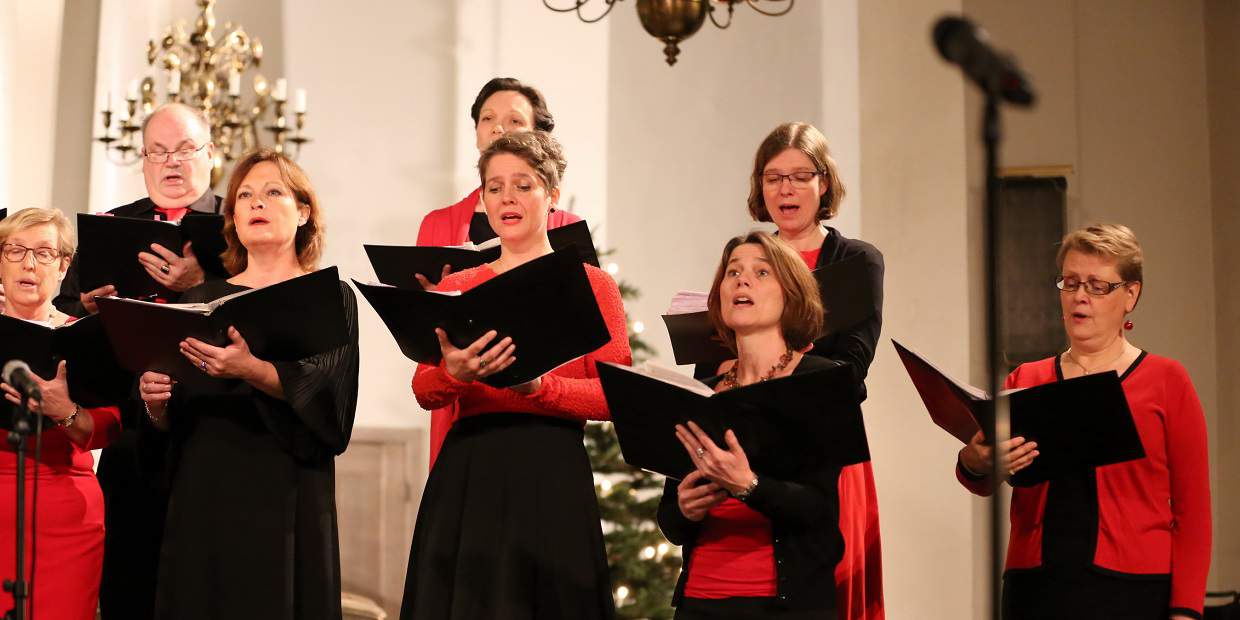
695, 227, 884, 401
657, 355, 847, 611
53, 193, 222, 317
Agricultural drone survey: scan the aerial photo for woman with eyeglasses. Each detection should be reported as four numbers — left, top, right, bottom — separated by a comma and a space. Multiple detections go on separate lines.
719, 122, 885, 620
0, 208, 122, 620
414, 77, 583, 470
956, 224, 1211, 620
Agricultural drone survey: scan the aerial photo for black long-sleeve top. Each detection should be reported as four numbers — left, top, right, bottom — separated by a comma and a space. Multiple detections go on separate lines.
658, 355, 847, 610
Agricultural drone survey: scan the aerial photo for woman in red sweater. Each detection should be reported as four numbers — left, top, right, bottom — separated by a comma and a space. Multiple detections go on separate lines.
660, 231, 855, 619
957, 224, 1211, 620
0, 208, 121, 620
400, 130, 630, 619
415, 77, 582, 468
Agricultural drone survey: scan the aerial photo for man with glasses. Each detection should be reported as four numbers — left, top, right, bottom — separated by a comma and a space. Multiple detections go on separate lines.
51, 102, 223, 620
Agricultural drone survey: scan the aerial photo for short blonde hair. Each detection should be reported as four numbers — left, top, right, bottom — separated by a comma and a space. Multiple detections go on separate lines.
707, 231, 824, 352
221, 148, 324, 275
0, 207, 76, 264
1056, 223, 1143, 283
748, 122, 846, 223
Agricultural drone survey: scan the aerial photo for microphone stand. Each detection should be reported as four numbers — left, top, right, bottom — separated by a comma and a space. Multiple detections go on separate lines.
3, 393, 37, 620
982, 90, 1010, 620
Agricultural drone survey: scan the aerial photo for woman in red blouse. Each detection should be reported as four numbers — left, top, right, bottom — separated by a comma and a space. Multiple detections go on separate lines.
0, 208, 121, 620
660, 231, 854, 620
415, 77, 583, 469
400, 130, 630, 620
957, 224, 1211, 620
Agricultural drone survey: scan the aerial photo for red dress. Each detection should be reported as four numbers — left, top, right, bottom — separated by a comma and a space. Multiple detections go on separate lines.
0, 360, 121, 620
415, 188, 584, 465
798, 246, 885, 620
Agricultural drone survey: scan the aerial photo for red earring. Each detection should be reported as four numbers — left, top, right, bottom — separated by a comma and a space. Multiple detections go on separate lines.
1124, 320, 1134, 331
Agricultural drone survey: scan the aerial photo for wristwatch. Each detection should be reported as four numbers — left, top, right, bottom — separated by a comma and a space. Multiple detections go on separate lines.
56, 403, 81, 429
733, 475, 760, 501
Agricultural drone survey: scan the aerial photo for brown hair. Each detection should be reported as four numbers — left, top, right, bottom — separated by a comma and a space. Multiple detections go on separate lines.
470, 77, 555, 133
706, 231, 824, 352
0, 207, 76, 266
220, 148, 324, 275
478, 130, 567, 192
1056, 223, 1144, 284
747, 122, 846, 222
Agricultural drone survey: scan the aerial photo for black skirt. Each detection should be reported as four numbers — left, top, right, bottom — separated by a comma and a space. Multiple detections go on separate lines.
400, 413, 616, 620
1002, 568, 1171, 620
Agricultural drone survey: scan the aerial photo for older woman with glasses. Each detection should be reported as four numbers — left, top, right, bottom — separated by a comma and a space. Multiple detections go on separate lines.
0, 208, 122, 620
956, 224, 1211, 620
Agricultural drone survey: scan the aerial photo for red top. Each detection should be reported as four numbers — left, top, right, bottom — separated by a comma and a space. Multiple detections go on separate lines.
411, 262, 630, 422
798, 247, 822, 268
415, 189, 586, 463
957, 353, 1212, 616
684, 498, 777, 598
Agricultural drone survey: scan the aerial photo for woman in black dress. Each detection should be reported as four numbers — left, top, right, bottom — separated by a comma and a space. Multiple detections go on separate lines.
401, 131, 630, 620
138, 148, 359, 620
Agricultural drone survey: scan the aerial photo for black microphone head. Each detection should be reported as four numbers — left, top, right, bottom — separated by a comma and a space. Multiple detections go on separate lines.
933, 15, 974, 62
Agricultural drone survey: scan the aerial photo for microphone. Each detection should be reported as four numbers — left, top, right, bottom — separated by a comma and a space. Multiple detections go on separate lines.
2, 360, 42, 401
933, 15, 1035, 106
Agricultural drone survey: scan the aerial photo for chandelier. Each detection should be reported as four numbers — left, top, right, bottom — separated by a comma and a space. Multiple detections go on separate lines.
94, 0, 310, 187
544, 0, 794, 66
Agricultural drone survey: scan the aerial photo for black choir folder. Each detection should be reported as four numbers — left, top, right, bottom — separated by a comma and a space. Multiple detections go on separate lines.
596, 361, 870, 480
891, 340, 1145, 487
0, 314, 130, 413
355, 246, 610, 388
77, 213, 229, 299
662, 254, 876, 366
364, 219, 599, 288
94, 267, 348, 391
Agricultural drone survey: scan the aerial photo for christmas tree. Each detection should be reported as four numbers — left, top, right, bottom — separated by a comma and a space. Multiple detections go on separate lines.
588, 249, 679, 619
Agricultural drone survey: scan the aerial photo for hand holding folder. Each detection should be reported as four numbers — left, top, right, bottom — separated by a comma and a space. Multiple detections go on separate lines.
597, 361, 869, 480
892, 339, 1145, 486
356, 246, 610, 388
0, 314, 131, 421
94, 267, 348, 391
662, 254, 877, 366
365, 220, 600, 288
77, 213, 228, 299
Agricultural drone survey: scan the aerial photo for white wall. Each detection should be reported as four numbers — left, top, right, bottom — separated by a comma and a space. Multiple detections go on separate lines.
453, 0, 610, 244
0, 1, 14, 210
282, 0, 456, 436
606, 1, 827, 368
857, 1, 977, 617
10, 1, 65, 211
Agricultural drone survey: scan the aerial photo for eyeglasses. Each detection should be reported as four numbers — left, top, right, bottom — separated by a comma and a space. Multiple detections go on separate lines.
762, 171, 821, 188
1055, 275, 1128, 296
142, 142, 208, 164
1, 243, 63, 265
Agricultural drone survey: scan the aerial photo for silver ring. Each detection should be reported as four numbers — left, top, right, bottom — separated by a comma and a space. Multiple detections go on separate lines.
479, 359, 488, 369
696, 447, 705, 458
160, 263, 171, 274
199, 361, 207, 371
